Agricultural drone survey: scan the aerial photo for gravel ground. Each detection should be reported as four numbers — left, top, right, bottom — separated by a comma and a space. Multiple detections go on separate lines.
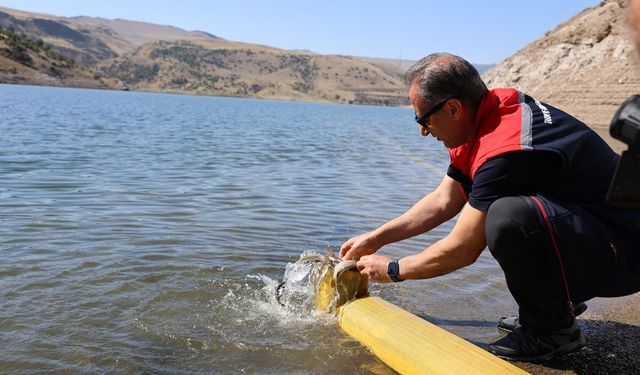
510, 293, 640, 375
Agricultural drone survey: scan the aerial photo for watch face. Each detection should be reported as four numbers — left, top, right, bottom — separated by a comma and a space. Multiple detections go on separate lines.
387, 260, 403, 282
388, 261, 399, 279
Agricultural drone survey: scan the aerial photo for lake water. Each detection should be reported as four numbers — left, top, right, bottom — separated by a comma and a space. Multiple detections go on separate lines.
0, 84, 514, 374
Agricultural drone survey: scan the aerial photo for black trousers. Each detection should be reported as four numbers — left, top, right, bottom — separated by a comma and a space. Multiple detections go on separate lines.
486, 196, 640, 334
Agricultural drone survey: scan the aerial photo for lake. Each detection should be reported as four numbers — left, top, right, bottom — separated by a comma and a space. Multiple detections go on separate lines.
0, 84, 514, 374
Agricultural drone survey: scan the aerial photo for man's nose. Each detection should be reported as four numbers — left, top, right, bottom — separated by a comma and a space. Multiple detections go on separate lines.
420, 126, 430, 137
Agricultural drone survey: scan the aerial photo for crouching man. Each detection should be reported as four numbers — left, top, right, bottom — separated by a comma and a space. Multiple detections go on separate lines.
340, 53, 640, 362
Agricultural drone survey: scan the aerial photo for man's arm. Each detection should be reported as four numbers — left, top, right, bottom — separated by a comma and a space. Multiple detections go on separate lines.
356, 152, 562, 281
340, 175, 466, 260
356, 203, 486, 282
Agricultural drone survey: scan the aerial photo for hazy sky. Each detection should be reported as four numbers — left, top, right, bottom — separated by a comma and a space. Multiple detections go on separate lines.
0, 0, 602, 64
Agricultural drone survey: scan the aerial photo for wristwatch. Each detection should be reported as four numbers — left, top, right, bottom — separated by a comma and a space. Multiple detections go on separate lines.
387, 259, 404, 282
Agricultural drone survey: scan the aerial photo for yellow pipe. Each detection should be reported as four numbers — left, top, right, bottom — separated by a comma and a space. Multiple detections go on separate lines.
306, 256, 527, 374
338, 296, 529, 375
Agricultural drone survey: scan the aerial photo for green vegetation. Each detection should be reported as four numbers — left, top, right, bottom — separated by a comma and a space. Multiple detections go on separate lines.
101, 60, 160, 84
170, 77, 188, 86
0, 27, 76, 67
277, 54, 317, 93
0, 28, 31, 65
150, 43, 201, 67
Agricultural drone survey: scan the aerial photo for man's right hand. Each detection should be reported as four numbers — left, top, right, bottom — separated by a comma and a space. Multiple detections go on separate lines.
339, 232, 381, 260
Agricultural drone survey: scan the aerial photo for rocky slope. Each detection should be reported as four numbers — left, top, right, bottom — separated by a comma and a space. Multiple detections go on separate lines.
483, 0, 640, 129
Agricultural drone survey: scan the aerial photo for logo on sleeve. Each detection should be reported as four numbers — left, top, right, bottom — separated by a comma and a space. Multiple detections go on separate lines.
534, 100, 553, 125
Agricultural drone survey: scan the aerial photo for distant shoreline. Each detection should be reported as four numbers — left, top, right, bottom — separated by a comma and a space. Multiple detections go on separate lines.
2, 80, 625, 154
0, 80, 410, 108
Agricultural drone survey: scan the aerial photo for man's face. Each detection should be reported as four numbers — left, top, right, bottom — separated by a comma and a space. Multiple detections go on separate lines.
409, 84, 468, 149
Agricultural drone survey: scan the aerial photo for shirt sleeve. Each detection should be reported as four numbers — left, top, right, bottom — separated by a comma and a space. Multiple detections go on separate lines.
468, 151, 562, 212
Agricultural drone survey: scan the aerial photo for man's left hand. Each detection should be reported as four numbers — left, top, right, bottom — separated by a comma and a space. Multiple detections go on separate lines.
356, 255, 393, 283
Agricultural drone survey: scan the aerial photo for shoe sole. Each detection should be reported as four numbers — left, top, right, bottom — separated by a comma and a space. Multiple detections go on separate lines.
497, 321, 517, 334
491, 335, 586, 363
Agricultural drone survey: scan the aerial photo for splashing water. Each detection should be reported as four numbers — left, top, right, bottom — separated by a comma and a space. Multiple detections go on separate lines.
207, 250, 339, 337
275, 250, 339, 313
133, 252, 341, 362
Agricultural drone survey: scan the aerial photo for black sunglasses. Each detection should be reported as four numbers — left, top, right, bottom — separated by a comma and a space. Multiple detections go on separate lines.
414, 97, 455, 127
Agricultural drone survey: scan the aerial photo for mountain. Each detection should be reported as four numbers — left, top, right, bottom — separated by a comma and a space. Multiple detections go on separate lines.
96, 39, 408, 105
482, 0, 640, 129
0, 6, 410, 105
0, 6, 221, 65
68, 16, 220, 47
0, 6, 409, 105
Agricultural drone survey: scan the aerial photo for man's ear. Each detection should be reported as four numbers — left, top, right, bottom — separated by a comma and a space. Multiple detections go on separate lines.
449, 99, 463, 120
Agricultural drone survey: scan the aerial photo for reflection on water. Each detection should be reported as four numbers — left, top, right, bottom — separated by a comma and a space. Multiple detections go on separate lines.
0, 84, 513, 373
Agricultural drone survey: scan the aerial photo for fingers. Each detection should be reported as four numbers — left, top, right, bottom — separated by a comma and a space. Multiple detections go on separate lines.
340, 234, 376, 260
340, 247, 352, 260
356, 255, 375, 269
339, 242, 350, 259
343, 248, 363, 261
340, 238, 357, 259
356, 255, 392, 283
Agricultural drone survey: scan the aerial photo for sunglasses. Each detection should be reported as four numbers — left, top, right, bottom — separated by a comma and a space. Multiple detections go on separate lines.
414, 97, 455, 127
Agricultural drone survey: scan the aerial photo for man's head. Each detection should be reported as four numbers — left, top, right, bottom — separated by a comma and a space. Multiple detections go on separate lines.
405, 53, 488, 148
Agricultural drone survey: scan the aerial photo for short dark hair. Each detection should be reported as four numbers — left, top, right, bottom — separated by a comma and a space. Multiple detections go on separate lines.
405, 53, 488, 109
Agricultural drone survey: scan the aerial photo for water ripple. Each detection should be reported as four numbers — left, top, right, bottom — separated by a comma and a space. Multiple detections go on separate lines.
0, 85, 511, 374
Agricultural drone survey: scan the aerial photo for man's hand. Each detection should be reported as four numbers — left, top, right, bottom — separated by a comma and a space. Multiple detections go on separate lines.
339, 232, 380, 260
356, 254, 393, 283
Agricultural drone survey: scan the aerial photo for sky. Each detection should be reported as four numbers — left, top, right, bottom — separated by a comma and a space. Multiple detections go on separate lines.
0, 0, 602, 64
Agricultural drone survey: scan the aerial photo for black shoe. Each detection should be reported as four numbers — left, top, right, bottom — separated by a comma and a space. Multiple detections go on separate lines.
497, 302, 588, 333
489, 320, 586, 362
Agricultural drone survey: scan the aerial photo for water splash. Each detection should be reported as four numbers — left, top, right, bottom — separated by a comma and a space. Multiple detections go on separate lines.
274, 250, 337, 312
132, 250, 346, 369
191, 250, 340, 341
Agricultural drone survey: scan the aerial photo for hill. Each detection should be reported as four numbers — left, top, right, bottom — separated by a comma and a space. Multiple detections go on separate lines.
96, 39, 408, 105
0, 27, 105, 88
358, 56, 495, 74
0, 6, 409, 105
482, 0, 640, 129
0, 6, 221, 66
